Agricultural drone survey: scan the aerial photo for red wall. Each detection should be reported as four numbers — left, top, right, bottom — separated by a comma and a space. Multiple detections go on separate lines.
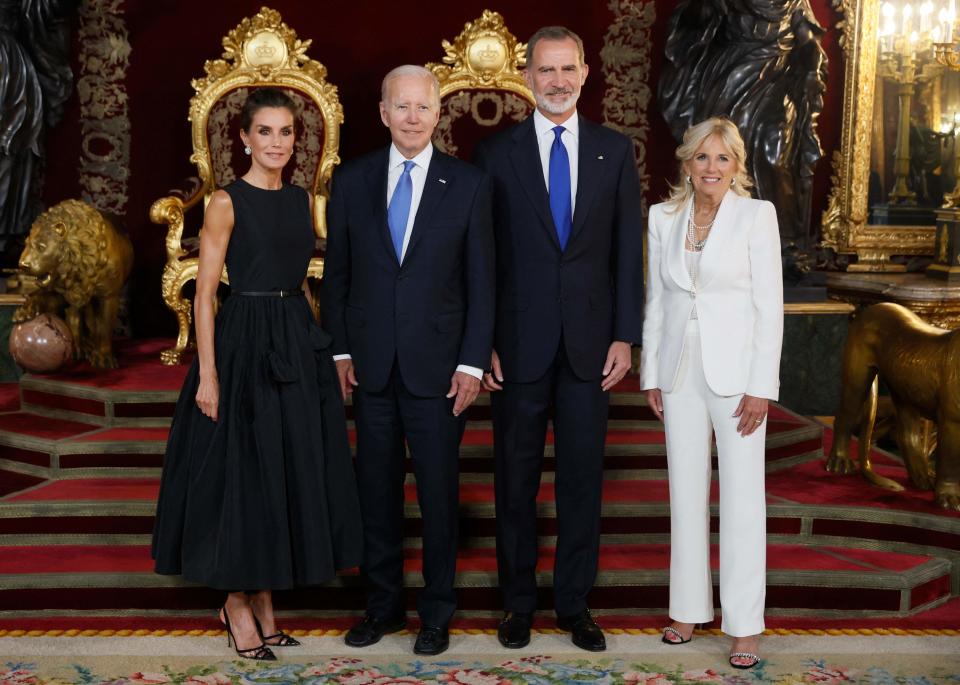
41, 0, 845, 336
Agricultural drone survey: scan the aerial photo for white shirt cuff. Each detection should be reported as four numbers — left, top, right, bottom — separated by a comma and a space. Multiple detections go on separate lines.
332, 354, 352, 361
456, 364, 483, 379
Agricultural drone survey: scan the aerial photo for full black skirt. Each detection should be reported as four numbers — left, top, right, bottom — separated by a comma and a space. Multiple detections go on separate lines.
152, 295, 363, 590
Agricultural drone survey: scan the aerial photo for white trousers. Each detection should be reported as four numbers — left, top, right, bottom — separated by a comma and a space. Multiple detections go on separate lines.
661, 319, 766, 637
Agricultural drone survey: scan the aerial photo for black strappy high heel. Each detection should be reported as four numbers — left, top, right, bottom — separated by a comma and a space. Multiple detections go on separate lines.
220, 606, 276, 661
254, 615, 301, 647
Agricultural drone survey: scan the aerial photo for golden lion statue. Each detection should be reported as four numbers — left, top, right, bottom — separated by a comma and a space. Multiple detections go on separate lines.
14, 200, 134, 369
826, 302, 960, 511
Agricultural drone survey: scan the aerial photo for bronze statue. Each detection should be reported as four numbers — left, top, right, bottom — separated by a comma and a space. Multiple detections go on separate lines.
14, 200, 134, 369
0, 0, 77, 240
658, 0, 827, 260
826, 303, 960, 512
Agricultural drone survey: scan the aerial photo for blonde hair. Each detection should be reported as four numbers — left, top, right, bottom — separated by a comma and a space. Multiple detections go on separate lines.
663, 117, 754, 211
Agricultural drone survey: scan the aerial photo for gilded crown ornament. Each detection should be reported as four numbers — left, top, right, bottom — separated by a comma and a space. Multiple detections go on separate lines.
427, 10, 531, 100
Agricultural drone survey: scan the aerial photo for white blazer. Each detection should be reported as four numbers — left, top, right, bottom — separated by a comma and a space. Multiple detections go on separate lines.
640, 191, 783, 399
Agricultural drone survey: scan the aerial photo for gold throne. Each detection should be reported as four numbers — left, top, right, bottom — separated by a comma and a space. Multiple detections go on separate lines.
427, 10, 534, 160
150, 7, 342, 365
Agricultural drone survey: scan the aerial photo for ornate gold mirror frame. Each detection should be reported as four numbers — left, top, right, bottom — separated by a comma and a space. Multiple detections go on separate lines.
821, 0, 936, 271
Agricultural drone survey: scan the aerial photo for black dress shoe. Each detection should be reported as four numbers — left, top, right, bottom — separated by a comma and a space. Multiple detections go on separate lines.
497, 612, 533, 649
413, 624, 449, 655
557, 609, 606, 652
344, 613, 406, 647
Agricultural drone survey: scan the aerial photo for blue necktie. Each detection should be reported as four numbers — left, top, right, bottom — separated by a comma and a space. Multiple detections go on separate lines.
388, 160, 415, 261
549, 126, 572, 251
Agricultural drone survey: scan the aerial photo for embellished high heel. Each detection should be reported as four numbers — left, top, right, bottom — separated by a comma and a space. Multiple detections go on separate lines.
219, 606, 276, 661
729, 652, 760, 670
661, 622, 699, 645
254, 615, 301, 647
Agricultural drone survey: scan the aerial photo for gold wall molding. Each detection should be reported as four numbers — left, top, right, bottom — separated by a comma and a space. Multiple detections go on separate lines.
76, 0, 132, 214
821, 0, 936, 270
601, 0, 655, 216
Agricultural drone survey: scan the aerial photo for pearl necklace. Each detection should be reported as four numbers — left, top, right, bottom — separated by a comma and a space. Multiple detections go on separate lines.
686, 203, 718, 253
686, 217, 710, 252
686, 202, 719, 290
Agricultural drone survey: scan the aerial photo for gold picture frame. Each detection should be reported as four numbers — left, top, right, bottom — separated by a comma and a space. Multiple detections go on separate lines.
820, 0, 936, 271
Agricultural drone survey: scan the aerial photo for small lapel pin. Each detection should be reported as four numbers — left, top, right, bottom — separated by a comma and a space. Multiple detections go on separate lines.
438, 178, 447, 184
597, 155, 604, 160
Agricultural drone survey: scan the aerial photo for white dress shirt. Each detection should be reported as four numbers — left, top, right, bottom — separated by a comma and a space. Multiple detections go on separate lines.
387, 142, 433, 263
532, 109, 579, 214
334, 142, 482, 381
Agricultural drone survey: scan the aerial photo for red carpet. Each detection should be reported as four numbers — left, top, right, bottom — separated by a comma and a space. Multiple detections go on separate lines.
0, 339, 958, 629
33, 339, 190, 391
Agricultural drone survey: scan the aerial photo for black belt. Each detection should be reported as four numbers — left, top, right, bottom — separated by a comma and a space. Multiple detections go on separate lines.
235, 290, 303, 298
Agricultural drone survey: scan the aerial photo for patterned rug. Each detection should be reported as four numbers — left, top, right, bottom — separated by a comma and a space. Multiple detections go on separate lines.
3, 634, 959, 684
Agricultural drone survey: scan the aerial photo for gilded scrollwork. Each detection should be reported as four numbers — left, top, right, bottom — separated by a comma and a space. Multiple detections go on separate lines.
820, 0, 936, 269
600, 0, 655, 215
149, 6, 342, 364
427, 10, 530, 98
427, 11, 534, 156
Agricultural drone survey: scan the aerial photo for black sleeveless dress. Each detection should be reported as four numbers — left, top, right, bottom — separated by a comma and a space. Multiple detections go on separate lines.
152, 179, 363, 591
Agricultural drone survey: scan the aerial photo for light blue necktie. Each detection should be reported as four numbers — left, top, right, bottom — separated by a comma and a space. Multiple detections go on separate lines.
388, 160, 416, 261
549, 126, 572, 251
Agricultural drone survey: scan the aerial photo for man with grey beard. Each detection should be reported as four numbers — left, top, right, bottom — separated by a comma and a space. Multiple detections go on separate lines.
473, 26, 644, 653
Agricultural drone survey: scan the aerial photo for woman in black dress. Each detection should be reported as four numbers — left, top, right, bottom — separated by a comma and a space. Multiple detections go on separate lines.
152, 88, 363, 660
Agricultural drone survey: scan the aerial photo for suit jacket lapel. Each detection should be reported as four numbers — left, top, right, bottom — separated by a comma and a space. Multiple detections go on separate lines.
364, 148, 396, 264
509, 117, 562, 251
667, 197, 693, 291
403, 151, 450, 262
570, 116, 603, 244
696, 190, 738, 289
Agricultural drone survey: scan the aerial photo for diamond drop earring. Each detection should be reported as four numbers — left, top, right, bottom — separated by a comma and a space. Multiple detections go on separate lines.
244, 145, 252, 155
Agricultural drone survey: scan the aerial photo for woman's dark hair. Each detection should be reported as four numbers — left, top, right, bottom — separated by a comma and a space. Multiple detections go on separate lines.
239, 87, 297, 131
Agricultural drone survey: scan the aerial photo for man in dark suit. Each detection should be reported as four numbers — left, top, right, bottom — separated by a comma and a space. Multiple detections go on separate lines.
473, 27, 644, 652
321, 65, 494, 656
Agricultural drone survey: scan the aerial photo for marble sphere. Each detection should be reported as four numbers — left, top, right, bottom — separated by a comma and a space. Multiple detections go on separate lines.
9, 314, 74, 373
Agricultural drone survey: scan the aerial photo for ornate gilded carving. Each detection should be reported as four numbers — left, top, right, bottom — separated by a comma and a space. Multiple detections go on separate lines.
820, 0, 936, 269
601, 0, 655, 215
14, 200, 134, 369
427, 10, 531, 99
826, 303, 960, 511
149, 6, 341, 364
426, 10, 534, 156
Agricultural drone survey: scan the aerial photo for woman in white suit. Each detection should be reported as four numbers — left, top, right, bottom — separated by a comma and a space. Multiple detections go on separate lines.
641, 117, 783, 669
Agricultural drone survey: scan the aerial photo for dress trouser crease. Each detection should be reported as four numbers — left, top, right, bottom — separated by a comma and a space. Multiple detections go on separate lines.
492, 340, 608, 616
353, 363, 464, 627
661, 319, 766, 637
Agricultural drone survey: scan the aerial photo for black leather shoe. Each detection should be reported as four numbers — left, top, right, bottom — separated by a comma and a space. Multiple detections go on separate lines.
557, 609, 606, 652
413, 624, 449, 655
497, 611, 533, 648
344, 613, 406, 647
